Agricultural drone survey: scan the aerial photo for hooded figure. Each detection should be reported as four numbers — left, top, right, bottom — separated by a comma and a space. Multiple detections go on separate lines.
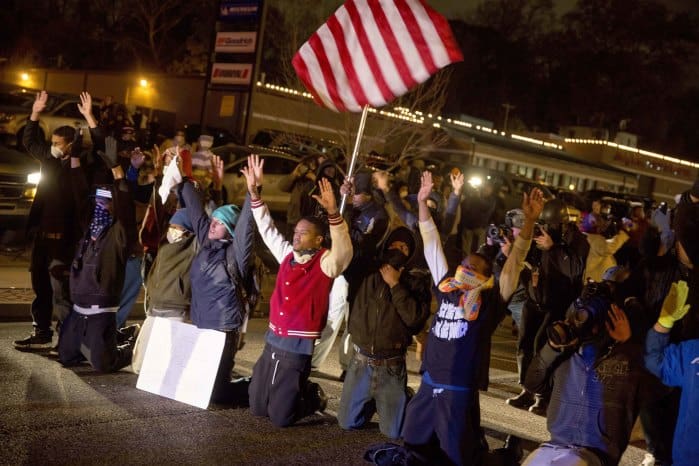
338, 226, 432, 439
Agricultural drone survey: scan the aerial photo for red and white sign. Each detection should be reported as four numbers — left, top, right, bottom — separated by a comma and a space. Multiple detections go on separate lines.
211, 63, 253, 86
292, 0, 463, 112
215, 31, 257, 53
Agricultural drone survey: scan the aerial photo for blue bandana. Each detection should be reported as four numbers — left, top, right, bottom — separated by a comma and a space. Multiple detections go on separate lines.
89, 203, 113, 239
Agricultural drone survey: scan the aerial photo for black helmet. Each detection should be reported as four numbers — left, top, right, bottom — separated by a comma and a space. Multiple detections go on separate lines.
540, 198, 571, 225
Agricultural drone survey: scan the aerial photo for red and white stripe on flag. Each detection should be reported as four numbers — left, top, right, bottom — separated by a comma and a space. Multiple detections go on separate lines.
292, 0, 463, 112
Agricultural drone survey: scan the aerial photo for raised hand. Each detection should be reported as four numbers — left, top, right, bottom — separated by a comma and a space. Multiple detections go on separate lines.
658, 280, 691, 329
211, 154, 224, 189
312, 177, 339, 215
98, 136, 118, 167
523, 188, 545, 221
241, 154, 264, 195
77, 92, 92, 117
32, 91, 48, 115
417, 171, 433, 203
606, 304, 631, 343
450, 171, 465, 196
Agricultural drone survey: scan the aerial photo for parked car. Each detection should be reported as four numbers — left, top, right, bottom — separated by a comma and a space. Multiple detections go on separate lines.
0, 144, 40, 231
217, 144, 299, 214
0, 94, 101, 148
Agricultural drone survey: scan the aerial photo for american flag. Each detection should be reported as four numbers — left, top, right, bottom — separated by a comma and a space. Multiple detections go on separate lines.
292, 0, 463, 112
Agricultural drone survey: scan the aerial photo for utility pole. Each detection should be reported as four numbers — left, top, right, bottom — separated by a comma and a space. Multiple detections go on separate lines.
502, 103, 515, 133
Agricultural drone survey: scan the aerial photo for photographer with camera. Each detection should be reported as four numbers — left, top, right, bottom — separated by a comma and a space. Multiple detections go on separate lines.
507, 198, 590, 414
522, 281, 652, 466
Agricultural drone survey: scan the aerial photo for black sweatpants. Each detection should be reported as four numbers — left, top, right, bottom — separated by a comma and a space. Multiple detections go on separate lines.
248, 343, 321, 427
58, 310, 131, 372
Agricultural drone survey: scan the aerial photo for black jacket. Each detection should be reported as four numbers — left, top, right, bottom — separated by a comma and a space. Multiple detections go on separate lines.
69, 166, 136, 308
23, 120, 79, 258
348, 226, 431, 356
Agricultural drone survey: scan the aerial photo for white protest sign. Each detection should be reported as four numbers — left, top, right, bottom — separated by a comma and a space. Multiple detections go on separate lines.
136, 318, 225, 409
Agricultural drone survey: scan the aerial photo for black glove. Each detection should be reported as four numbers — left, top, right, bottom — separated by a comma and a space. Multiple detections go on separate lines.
97, 136, 118, 167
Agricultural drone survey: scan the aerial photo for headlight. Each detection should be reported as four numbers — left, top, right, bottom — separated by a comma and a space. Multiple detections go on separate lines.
0, 113, 15, 123
468, 176, 483, 188
27, 172, 41, 185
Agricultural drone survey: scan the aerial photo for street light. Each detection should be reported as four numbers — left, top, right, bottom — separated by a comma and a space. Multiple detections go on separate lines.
139, 78, 149, 88
20, 72, 29, 82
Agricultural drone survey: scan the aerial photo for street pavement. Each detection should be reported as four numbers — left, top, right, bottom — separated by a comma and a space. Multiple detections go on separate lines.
0, 246, 649, 465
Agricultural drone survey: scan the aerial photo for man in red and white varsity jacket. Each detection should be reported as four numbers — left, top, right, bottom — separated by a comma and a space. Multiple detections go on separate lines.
243, 155, 353, 427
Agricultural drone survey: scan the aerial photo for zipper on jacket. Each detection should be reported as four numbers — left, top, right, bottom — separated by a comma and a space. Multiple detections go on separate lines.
371, 285, 386, 355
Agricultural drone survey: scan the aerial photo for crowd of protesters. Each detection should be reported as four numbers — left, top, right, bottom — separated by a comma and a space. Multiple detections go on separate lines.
12, 90, 699, 466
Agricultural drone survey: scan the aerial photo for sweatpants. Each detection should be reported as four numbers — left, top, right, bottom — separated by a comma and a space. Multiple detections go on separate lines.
401, 381, 479, 466
248, 343, 322, 427
58, 310, 132, 373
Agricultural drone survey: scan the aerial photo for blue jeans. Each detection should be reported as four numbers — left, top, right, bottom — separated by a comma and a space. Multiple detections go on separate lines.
337, 351, 408, 439
116, 256, 143, 328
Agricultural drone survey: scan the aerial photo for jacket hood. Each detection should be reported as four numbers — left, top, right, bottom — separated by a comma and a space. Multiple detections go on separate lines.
380, 226, 417, 265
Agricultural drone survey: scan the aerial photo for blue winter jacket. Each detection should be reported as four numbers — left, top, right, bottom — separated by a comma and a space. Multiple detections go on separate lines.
182, 182, 254, 331
645, 329, 699, 466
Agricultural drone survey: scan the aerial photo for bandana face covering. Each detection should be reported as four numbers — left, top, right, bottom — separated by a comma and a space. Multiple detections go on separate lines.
89, 202, 113, 239
438, 265, 495, 321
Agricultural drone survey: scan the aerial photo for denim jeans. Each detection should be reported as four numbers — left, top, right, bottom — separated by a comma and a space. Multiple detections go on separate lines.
116, 256, 144, 328
337, 351, 408, 439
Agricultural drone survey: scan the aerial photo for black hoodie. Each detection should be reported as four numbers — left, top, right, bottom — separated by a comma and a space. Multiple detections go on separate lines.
347, 226, 432, 357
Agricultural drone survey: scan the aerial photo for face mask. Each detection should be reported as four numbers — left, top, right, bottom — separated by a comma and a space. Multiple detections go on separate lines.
174, 135, 185, 146
50, 145, 63, 159
166, 227, 186, 244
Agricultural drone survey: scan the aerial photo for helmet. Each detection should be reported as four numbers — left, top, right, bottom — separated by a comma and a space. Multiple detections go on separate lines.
540, 198, 572, 225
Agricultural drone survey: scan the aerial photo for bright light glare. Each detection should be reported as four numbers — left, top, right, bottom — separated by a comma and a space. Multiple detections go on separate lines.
468, 176, 483, 187
20, 73, 29, 81
139, 79, 148, 88
27, 172, 41, 185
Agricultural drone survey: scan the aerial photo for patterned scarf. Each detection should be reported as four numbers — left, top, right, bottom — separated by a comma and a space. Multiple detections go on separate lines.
89, 203, 113, 239
437, 265, 495, 321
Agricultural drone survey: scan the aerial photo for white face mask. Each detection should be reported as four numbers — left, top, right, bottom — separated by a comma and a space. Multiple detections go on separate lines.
166, 227, 186, 244
50, 145, 63, 159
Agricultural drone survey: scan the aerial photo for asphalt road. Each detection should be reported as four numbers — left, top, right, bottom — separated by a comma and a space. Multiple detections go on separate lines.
0, 316, 649, 466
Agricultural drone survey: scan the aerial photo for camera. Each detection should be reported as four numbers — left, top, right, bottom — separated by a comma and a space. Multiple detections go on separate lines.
487, 223, 512, 245
533, 223, 544, 237
546, 281, 612, 347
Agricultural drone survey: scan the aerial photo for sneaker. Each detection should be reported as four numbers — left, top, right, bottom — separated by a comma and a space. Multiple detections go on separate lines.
314, 384, 328, 413
13, 333, 52, 350
506, 389, 535, 409
48, 344, 60, 358
641, 453, 655, 466
528, 395, 548, 416
117, 324, 141, 344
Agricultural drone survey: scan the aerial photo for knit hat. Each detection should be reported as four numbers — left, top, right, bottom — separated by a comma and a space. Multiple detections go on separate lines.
211, 204, 241, 238
353, 170, 373, 195
169, 208, 193, 233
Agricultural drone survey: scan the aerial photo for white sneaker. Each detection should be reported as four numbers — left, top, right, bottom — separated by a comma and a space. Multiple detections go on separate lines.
640, 453, 655, 466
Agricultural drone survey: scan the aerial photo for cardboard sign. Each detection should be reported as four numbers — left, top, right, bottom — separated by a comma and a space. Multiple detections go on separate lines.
136, 318, 225, 409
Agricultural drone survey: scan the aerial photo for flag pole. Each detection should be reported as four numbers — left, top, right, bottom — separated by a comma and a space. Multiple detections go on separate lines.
339, 104, 370, 214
